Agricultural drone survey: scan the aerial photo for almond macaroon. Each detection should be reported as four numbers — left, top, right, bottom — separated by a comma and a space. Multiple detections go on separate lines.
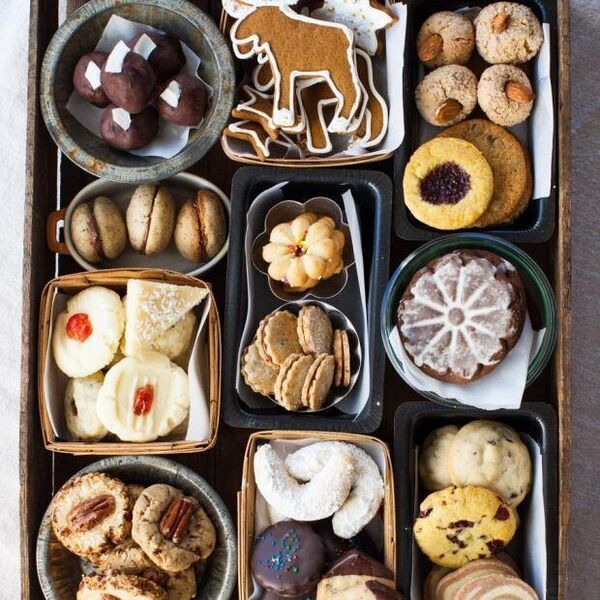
174, 190, 227, 263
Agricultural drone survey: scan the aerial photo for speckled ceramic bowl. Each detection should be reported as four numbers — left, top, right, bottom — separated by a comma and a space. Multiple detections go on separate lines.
36, 456, 237, 600
40, 0, 234, 183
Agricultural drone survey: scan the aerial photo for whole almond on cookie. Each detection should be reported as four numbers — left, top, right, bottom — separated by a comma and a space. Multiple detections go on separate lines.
505, 81, 534, 103
491, 12, 510, 33
418, 33, 443, 62
435, 99, 464, 124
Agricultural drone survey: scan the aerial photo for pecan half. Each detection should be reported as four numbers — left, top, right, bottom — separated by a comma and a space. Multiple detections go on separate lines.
68, 494, 116, 532
159, 498, 194, 544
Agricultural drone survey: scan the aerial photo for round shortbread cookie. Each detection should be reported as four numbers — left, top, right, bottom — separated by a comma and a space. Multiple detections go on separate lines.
437, 119, 531, 227
297, 305, 333, 355
302, 354, 335, 410
447, 420, 532, 507
419, 425, 459, 491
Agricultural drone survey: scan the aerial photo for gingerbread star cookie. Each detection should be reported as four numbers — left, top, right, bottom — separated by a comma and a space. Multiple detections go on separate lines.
311, 0, 397, 56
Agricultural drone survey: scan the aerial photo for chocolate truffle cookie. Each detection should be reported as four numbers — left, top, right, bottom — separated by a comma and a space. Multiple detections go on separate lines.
397, 250, 526, 383
129, 31, 186, 83
158, 74, 208, 127
415, 65, 478, 127
100, 104, 159, 150
73, 51, 109, 107
101, 41, 157, 113
417, 11, 475, 68
251, 521, 325, 597
475, 2, 543, 64
478, 64, 535, 127
51, 472, 132, 560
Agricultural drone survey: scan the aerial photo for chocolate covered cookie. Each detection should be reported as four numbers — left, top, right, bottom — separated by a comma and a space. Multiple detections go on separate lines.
100, 104, 159, 150
317, 550, 404, 599
252, 521, 325, 597
129, 31, 186, 83
158, 74, 208, 127
101, 41, 157, 114
73, 51, 109, 107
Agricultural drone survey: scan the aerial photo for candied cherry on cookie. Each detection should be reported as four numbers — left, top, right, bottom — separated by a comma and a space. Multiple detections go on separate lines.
52, 286, 125, 378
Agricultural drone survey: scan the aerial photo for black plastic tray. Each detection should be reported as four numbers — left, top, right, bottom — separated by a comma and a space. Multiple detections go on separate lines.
222, 166, 392, 432
394, 0, 558, 243
394, 401, 558, 599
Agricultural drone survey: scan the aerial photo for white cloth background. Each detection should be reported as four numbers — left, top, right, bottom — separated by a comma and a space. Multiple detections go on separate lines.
0, 1, 598, 598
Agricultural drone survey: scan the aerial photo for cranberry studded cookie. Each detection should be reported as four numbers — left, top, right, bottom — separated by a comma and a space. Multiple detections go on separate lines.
447, 420, 532, 507
413, 485, 517, 568
475, 2, 543, 64
132, 484, 216, 573
51, 472, 132, 560
397, 250, 526, 383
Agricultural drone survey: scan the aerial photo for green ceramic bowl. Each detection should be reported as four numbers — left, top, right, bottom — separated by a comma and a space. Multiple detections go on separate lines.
380, 233, 557, 406
40, 0, 234, 183
36, 456, 236, 600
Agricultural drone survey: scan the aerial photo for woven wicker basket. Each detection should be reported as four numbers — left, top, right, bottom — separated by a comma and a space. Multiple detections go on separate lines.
238, 430, 397, 599
37, 268, 221, 455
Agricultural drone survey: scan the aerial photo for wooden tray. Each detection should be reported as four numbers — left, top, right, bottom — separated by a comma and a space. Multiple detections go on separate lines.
20, 1, 572, 598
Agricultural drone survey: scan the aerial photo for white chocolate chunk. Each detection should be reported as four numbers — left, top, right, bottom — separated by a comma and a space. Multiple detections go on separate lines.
160, 80, 182, 108
84, 60, 102, 90
132, 33, 157, 60
105, 40, 130, 73
112, 107, 132, 131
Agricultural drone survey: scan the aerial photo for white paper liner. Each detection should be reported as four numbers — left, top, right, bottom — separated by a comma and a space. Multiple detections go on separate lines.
417, 10, 554, 201
223, 2, 407, 161
248, 437, 387, 600
388, 313, 546, 410
234, 182, 371, 416
410, 434, 546, 599
66, 15, 214, 159
44, 287, 211, 442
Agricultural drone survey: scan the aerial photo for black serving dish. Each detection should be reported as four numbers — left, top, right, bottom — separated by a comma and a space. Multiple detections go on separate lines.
394, 0, 558, 243
223, 166, 392, 432
394, 401, 558, 599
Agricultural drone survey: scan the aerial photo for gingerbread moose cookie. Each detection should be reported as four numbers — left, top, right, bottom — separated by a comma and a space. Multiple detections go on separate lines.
222, 0, 393, 161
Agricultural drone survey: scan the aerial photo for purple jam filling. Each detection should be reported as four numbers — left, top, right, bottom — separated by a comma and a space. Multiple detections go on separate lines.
419, 162, 471, 205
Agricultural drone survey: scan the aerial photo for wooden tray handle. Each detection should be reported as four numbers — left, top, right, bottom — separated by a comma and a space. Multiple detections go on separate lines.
46, 208, 70, 255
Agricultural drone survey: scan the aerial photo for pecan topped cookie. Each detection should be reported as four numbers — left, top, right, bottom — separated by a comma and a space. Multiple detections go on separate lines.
51, 472, 132, 560
132, 484, 216, 573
